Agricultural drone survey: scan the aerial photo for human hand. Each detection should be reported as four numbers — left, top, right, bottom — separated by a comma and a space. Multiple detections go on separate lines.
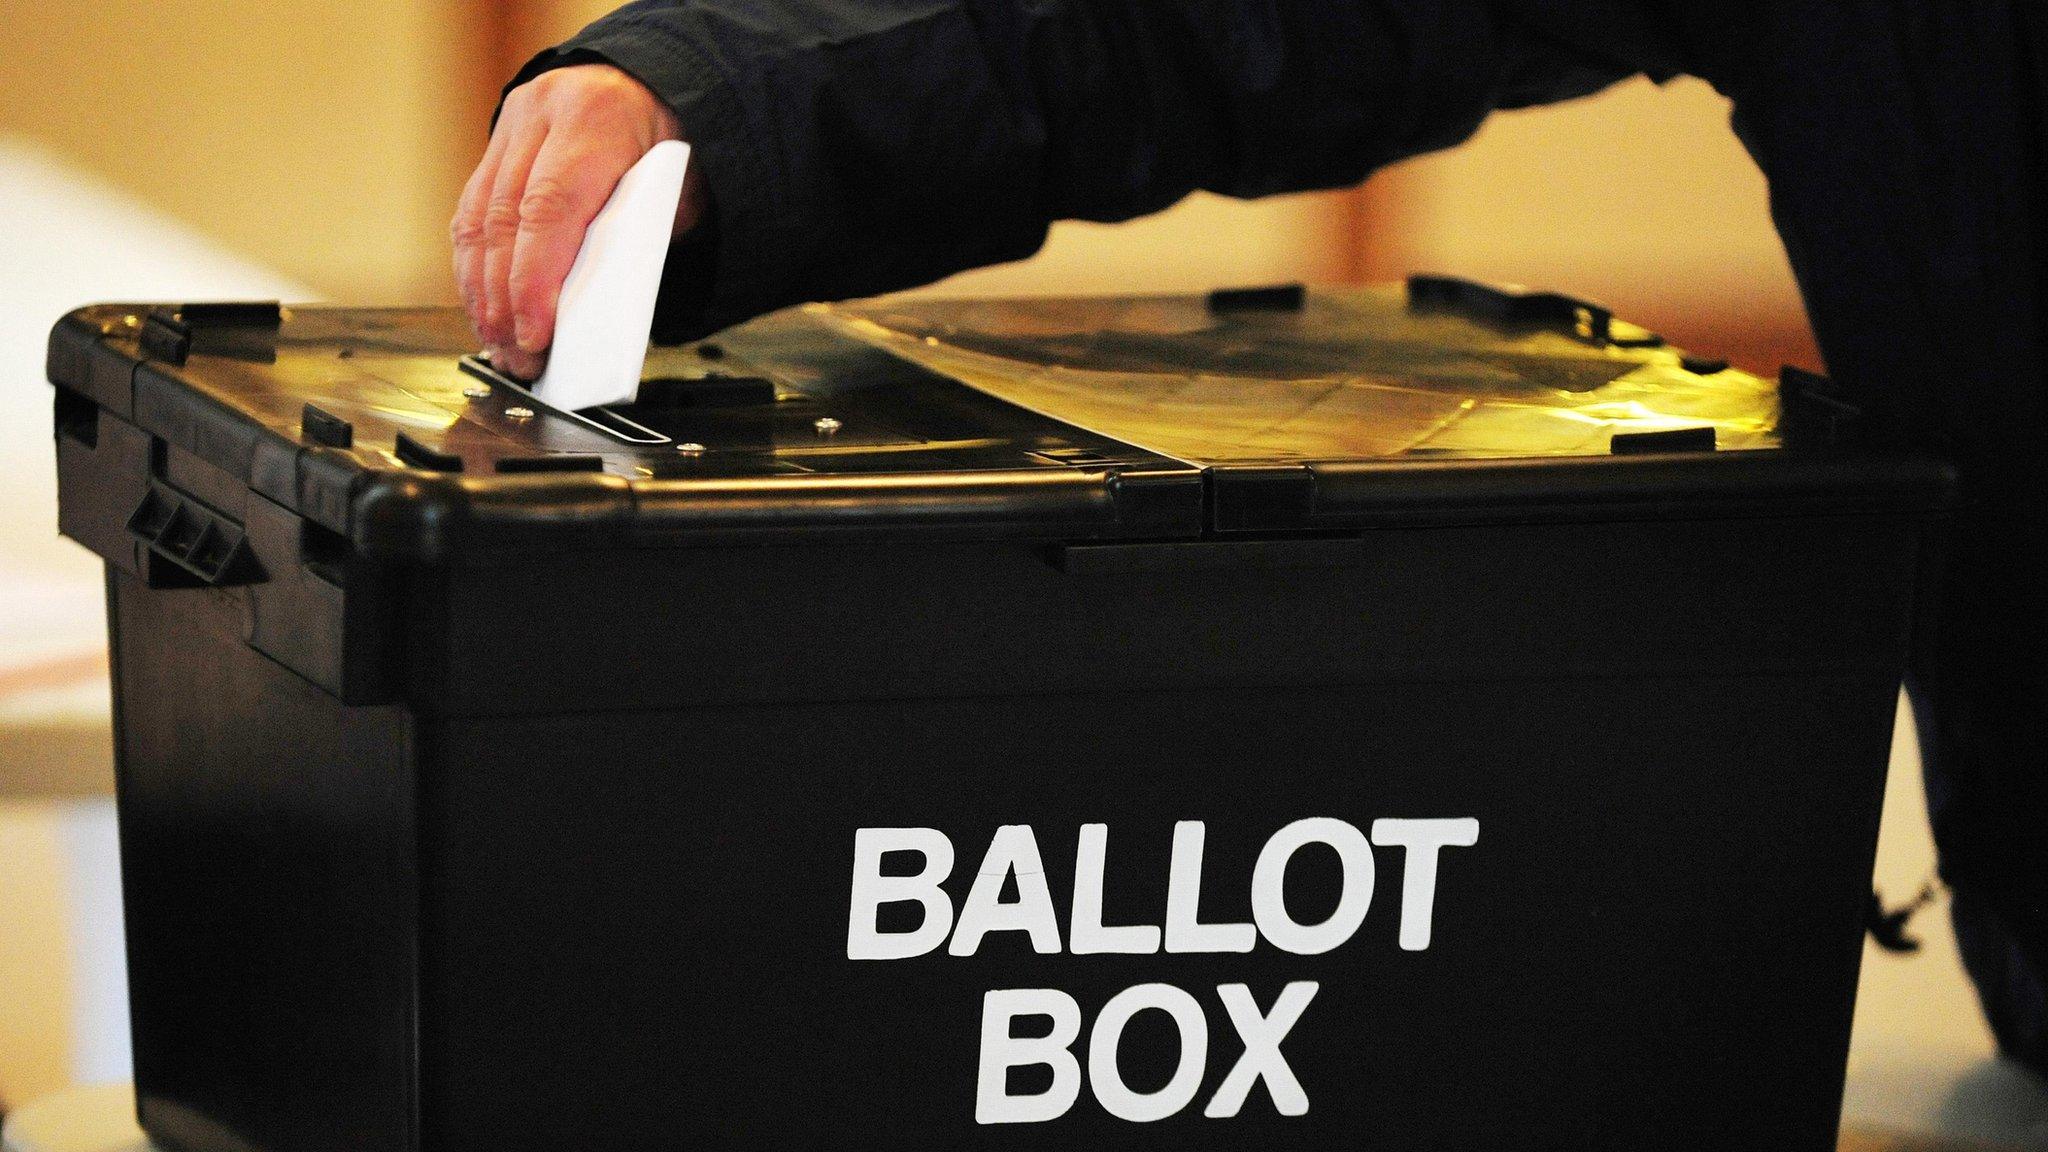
451, 63, 707, 380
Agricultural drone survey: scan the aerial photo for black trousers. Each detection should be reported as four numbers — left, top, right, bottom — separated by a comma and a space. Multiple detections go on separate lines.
1917, 508, 2048, 1075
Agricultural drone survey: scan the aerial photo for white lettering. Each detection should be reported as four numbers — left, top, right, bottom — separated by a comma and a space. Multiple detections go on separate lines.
975, 989, 1083, 1124
1251, 817, 1374, 955
1204, 982, 1317, 1117
1070, 824, 1162, 955
1164, 821, 1256, 954
950, 825, 1063, 957
1088, 983, 1210, 1122
846, 827, 955, 960
1370, 818, 1480, 951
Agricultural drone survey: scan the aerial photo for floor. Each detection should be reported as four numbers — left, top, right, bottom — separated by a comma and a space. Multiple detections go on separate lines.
1840, 704, 2048, 1148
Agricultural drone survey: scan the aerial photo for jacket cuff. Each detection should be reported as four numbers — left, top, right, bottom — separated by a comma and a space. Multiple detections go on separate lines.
503, 17, 798, 342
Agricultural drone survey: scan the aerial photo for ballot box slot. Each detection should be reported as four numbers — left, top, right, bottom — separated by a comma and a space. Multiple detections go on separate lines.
456, 353, 927, 454
458, 354, 672, 445
565, 404, 672, 445
602, 393, 924, 452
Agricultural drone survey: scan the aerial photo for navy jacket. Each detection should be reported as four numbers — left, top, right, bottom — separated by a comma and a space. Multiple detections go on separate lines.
514, 0, 2048, 1073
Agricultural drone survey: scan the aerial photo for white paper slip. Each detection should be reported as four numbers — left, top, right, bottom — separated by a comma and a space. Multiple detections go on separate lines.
530, 139, 692, 412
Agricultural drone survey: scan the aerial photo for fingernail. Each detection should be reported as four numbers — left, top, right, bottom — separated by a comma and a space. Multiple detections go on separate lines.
514, 316, 537, 353
492, 347, 537, 381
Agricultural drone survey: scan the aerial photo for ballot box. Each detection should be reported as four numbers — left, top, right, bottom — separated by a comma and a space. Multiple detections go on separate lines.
45, 279, 1950, 1152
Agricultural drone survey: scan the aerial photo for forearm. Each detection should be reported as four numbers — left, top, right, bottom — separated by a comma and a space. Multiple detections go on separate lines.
515, 0, 1634, 341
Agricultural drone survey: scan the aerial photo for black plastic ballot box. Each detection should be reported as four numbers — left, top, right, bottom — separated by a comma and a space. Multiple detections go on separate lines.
46, 280, 1951, 1152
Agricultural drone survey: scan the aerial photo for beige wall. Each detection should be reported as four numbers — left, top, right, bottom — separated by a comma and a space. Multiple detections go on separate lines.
0, 1, 498, 303
1361, 76, 1820, 373
928, 191, 1352, 297
0, 803, 74, 1110
0, 1, 1351, 310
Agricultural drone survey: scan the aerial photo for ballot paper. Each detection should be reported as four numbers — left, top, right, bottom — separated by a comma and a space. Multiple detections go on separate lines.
530, 139, 691, 412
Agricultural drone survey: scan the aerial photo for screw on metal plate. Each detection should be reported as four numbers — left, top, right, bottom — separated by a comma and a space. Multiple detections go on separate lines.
462, 384, 492, 399
676, 442, 707, 455
813, 416, 843, 436
505, 406, 535, 420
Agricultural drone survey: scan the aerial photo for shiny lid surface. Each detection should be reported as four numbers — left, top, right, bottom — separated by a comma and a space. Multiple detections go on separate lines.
49, 283, 1944, 561
820, 285, 1778, 464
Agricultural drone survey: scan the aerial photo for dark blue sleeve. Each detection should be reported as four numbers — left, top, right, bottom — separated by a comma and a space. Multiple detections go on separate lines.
509, 0, 1633, 341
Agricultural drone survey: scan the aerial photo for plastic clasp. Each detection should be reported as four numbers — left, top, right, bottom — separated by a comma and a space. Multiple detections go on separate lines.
138, 303, 284, 367
1407, 275, 1662, 348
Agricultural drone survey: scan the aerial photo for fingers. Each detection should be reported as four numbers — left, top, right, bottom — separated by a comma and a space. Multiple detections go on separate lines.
451, 64, 695, 380
489, 342, 546, 382
450, 128, 509, 343
507, 135, 625, 359
478, 121, 547, 357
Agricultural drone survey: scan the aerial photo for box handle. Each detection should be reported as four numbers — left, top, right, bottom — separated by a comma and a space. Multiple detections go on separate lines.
125, 481, 262, 588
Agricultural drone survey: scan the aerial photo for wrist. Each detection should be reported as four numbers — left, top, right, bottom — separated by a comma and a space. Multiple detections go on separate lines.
521, 62, 685, 150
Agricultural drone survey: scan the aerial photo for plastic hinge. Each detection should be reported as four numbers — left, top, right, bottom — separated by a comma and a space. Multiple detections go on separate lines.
1408, 274, 1664, 348
1105, 466, 1207, 536
1211, 466, 1317, 532
1611, 426, 1717, 455
125, 481, 260, 587
1208, 284, 1306, 313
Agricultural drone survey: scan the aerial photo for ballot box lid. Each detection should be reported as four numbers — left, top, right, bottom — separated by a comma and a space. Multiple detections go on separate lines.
46, 278, 1953, 564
